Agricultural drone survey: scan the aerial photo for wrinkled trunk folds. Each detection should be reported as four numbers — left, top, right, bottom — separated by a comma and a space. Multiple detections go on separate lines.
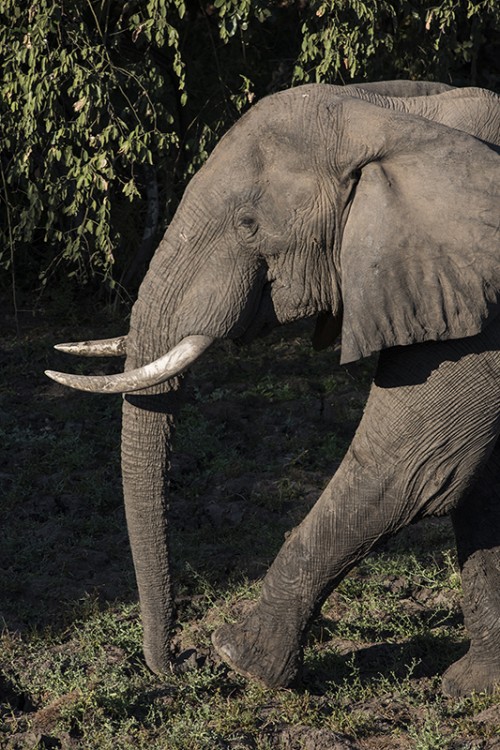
121, 387, 184, 673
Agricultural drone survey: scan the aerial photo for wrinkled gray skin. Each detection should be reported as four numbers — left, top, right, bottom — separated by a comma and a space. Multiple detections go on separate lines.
64, 80, 500, 697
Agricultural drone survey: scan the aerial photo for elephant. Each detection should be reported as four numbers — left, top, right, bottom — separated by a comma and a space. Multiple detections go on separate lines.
46, 80, 500, 698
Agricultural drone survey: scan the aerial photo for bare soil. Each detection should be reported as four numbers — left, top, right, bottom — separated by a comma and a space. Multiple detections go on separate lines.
1, 293, 499, 749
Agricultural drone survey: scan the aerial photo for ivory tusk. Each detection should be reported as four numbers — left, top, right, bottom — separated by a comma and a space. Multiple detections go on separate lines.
54, 336, 127, 357
45, 335, 214, 394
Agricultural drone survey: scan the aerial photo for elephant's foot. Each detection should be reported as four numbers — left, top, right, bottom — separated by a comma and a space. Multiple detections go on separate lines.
212, 608, 302, 688
442, 650, 500, 697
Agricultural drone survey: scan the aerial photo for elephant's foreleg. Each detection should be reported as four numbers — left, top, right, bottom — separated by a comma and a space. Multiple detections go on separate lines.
442, 443, 500, 697
213, 327, 500, 688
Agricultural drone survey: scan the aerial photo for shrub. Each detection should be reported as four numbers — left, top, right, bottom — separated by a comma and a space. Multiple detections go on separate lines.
1, 0, 499, 298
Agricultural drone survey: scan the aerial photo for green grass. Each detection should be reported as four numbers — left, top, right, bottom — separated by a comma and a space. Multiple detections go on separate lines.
1, 303, 499, 749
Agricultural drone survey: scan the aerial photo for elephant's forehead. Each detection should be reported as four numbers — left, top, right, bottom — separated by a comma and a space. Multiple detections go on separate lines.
214, 132, 265, 174
205, 116, 315, 186
183, 98, 325, 209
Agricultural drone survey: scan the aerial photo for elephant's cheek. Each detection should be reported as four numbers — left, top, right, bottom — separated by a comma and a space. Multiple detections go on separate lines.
174, 261, 270, 342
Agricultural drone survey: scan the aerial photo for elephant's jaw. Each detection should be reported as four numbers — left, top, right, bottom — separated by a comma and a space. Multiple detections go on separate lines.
312, 311, 343, 351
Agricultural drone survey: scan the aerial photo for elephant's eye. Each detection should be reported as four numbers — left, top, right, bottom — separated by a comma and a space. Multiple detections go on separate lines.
237, 214, 259, 237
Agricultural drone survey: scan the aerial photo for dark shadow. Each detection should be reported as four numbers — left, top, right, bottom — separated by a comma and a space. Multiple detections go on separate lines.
0, 300, 136, 636
303, 632, 467, 694
0, 673, 37, 712
375, 319, 500, 388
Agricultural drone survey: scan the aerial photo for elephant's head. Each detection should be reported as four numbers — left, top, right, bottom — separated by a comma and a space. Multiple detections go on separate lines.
47, 84, 500, 673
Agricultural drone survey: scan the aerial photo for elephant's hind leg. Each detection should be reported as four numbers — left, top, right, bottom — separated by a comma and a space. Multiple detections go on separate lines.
442, 443, 500, 697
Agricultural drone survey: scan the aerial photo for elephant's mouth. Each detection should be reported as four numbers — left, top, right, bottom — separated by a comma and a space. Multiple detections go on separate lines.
233, 281, 279, 344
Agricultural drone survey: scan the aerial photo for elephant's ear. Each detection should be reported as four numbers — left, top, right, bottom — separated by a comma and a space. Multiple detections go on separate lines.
336, 98, 500, 365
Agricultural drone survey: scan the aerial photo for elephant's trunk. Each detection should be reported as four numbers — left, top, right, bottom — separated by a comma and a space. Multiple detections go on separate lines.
121, 386, 184, 673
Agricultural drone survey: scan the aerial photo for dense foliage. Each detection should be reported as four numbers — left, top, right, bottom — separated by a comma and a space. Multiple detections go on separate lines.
1, 0, 499, 298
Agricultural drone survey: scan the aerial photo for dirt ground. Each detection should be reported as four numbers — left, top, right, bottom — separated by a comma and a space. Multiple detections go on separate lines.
1, 293, 499, 749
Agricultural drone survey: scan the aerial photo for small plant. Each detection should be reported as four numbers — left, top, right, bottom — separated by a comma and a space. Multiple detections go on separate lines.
408, 716, 453, 750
